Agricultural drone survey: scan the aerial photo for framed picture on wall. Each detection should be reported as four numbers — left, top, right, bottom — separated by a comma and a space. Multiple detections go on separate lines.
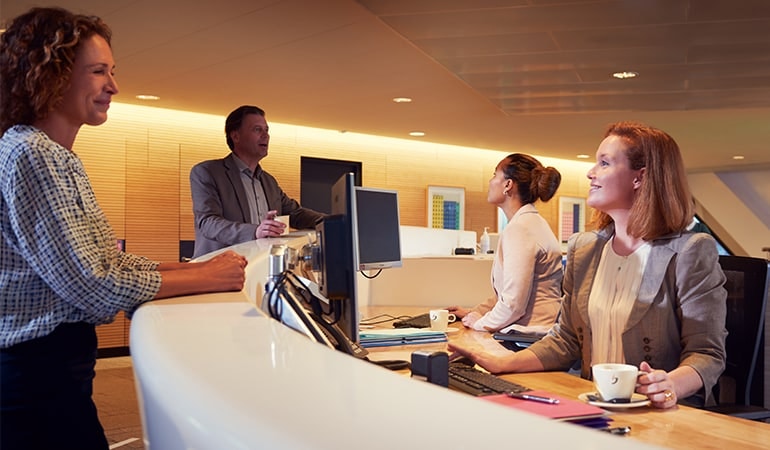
558, 196, 586, 252
427, 186, 465, 230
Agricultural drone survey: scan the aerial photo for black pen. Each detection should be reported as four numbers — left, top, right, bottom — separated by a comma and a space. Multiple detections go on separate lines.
506, 392, 560, 404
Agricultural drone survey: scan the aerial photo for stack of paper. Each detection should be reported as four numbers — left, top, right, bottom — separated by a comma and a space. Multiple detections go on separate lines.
359, 328, 447, 348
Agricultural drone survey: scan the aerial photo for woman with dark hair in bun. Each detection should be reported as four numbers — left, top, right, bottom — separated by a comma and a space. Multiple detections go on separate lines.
448, 153, 563, 333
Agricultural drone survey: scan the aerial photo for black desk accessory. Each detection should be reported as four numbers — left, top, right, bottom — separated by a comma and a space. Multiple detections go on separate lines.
411, 351, 449, 387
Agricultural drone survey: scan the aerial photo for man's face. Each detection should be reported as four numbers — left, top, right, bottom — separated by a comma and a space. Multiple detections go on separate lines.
231, 113, 270, 162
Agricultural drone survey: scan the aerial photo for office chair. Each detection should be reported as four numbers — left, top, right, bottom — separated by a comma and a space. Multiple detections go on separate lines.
705, 255, 770, 421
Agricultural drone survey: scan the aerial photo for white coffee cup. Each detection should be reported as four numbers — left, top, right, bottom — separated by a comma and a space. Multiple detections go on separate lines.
592, 363, 639, 401
429, 309, 456, 331
275, 215, 290, 235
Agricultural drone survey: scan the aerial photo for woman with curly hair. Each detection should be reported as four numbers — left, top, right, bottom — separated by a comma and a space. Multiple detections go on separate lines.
0, 8, 247, 449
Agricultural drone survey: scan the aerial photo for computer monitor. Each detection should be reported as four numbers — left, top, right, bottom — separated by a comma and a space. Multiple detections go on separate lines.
354, 187, 402, 271
314, 174, 403, 347
315, 173, 360, 344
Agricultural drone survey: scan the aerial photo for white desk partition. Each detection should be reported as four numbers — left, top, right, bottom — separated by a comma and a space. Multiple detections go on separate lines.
399, 225, 478, 257
358, 226, 493, 308
361, 256, 495, 307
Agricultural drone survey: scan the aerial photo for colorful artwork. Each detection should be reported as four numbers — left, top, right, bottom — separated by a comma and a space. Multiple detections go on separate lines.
428, 186, 464, 230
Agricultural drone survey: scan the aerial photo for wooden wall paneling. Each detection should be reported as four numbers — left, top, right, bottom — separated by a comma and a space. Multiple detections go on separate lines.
179, 142, 229, 240
124, 138, 179, 263
74, 124, 128, 239
360, 154, 388, 189
96, 312, 127, 348
260, 141, 301, 198
534, 199, 557, 236
124, 312, 132, 350
381, 148, 440, 227
466, 190, 496, 234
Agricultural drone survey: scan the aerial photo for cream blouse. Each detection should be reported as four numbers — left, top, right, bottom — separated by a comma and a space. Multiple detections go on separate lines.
588, 238, 651, 365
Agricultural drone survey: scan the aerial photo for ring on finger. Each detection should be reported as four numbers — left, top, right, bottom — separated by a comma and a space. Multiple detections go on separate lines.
664, 390, 674, 401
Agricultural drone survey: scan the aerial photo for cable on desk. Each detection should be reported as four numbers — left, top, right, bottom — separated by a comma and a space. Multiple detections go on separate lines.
359, 313, 413, 326
359, 269, 383, 279
368, 359, 411, 371
266, 270, 342, 325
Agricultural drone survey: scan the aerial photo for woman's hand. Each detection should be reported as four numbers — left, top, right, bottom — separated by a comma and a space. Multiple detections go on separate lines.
461, 311, 482, 328
447, 343, 507, 374
201, 251, 247, 291
636, 361, 678, 409
446, 305, 470, 319
154, 250, 247, 299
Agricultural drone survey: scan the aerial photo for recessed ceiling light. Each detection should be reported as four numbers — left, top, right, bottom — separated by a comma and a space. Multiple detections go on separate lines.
393, 97, 412, 103
576, 154, 590, 159
732, 155, 745, 160
135, 94, 160, 101
612, 71, 639, 79
409, 131, 425, 137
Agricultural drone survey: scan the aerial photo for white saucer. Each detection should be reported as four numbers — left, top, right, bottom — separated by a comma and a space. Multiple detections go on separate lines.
444, 326, 461, 334
578, 392, 650, 409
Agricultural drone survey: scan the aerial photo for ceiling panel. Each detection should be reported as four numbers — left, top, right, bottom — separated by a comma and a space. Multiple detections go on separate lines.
368, 0, 689, 39
443, 46, 688, 74
688, 0, 770, 21
414, 32, 559, 58
689, 43, 770, 64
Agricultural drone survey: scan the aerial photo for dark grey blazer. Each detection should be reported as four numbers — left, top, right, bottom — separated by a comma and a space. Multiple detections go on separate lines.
529, 225, 727, 406
190, 154, 324, 258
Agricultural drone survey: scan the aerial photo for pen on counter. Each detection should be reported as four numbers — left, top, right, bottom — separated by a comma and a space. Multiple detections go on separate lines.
506, 392, 560, 404
601, 426, 631, 435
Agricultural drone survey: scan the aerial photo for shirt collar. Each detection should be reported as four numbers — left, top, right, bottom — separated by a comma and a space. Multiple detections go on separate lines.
231, 154, 262, 178
512, 203, 538, 219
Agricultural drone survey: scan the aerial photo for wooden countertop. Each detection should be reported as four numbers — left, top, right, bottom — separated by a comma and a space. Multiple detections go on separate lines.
362, 306, 770, 450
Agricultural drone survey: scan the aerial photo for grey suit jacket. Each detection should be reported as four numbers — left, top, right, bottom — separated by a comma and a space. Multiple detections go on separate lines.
528, 225, 727, 406
190, 154, 325, 258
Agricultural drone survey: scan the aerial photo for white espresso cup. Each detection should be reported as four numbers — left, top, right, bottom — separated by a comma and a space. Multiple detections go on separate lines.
592, 363, 639, 401
429, 309, 456, 331
275, 215, 290, 235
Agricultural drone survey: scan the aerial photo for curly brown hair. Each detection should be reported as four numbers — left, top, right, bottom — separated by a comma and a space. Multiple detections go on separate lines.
0, 7, 112, 134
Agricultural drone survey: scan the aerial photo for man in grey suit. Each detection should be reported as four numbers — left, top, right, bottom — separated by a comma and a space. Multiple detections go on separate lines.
190, 105, 324, 258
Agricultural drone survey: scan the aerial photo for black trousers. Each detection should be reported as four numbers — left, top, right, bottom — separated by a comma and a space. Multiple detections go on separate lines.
1, 322, 109, 450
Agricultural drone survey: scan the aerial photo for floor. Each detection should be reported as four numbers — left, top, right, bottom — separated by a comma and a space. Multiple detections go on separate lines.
93, 356, 145, 450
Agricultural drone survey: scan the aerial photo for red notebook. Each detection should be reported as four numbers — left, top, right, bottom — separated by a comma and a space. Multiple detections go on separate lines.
482, 390, 606, 422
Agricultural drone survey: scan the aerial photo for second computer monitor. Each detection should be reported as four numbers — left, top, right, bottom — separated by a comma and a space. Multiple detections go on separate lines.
354, 186, 402, 271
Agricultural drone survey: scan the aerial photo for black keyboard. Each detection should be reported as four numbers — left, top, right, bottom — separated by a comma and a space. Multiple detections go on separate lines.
448, 363, 529, 396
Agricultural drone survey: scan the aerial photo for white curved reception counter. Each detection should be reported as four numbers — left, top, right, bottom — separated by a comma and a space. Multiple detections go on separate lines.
130, 238, 658, 449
